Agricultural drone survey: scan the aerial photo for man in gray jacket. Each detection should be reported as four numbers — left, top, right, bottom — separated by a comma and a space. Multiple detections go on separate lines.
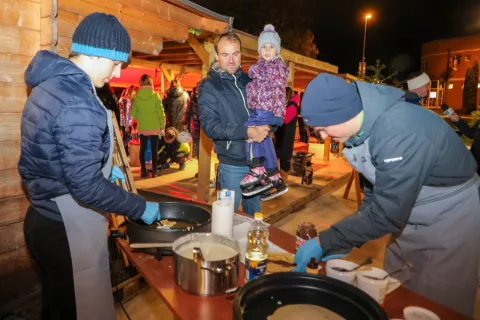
294, 73, 480, 317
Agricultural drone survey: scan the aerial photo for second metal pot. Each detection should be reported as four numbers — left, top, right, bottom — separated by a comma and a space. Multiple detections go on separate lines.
173, 233, 240, 296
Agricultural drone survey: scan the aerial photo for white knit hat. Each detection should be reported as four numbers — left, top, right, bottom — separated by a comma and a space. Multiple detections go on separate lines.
258, 24, 281, 54
407, 73, 431, 90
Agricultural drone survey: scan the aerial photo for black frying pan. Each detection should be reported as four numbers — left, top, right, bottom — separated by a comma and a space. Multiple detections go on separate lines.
126, 202, 211, 246
233, 272, 388, 320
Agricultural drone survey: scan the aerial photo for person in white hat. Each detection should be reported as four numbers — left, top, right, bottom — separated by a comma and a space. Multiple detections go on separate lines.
405, 71, 431, 105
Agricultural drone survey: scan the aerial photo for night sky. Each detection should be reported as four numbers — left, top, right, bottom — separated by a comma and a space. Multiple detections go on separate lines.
196, 0, 480, 79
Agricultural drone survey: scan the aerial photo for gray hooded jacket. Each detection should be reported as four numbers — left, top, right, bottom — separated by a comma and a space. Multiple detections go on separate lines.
319, 82, 478, 254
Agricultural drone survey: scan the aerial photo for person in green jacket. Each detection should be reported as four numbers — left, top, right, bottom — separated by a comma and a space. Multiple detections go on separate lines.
130, 74, 166, 177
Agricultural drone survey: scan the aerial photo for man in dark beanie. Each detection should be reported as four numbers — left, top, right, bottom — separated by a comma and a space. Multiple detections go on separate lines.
19, 12, 161, 320
294, 73, 480, 317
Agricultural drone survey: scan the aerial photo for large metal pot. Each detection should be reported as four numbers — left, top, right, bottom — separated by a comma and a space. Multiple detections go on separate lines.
173, 233, 240, 296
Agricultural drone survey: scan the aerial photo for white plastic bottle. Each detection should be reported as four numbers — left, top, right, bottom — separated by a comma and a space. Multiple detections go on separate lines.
245, 212, 269, 281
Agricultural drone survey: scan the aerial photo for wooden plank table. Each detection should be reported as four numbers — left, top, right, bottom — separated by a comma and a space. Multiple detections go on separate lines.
117, 225, 471, 320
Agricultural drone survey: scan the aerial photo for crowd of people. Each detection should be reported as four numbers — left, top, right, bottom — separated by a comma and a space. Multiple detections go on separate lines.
97, 44, 309, 185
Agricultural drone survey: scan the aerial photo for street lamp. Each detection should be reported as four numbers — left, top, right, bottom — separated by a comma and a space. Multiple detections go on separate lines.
362, 14, 372, 63
358, 14, 372, 79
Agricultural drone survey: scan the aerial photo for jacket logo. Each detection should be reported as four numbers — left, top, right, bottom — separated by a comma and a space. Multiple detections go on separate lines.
384, 157, 403, 163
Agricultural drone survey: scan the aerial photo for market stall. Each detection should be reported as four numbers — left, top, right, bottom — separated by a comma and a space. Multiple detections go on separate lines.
116, 203, 469, 320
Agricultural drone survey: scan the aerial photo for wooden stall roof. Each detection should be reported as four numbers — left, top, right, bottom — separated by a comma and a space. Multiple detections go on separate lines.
54, 0, 232, 58
129, 28, 339, 90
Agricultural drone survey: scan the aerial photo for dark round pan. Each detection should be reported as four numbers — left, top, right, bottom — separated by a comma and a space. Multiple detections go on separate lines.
233, 272, 388, 320
126, 202, 211, 244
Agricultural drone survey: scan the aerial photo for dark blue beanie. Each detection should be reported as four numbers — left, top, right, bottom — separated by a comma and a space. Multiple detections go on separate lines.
302, 73, 363, 127
71, 12, 131, 63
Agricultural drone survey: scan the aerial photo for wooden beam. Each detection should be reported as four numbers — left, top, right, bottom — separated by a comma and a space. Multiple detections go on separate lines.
161, 43, 192, 51
0, 0, 41, 30
0, 195, 30, 227
0, 54, 31, 86
0, 169, 24, 200
0, 141, 21, 172
0, 113, 21, 142
128, 59, 202, 75
149, 57, 201, 62
161, 72, 165, 93
57, 0, 189, 42
197, 42, 215, 202
240, 48, 258, 59
56, 11, 164, 55
0, 25, 40, 57
187, 34, 209, 66
0, 222, 25, 254
0, 84, 29, 113
138, 51, 196, 59
175, 66, 187, 81
160, 64, 173, 83
0, 247, 33, 279
235, 30, 338, 74
343, 169, 362, 209
116, 0, 228, 34
287, 61, 295, 88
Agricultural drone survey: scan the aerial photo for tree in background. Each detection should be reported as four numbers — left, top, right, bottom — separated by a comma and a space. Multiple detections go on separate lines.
196, 0, 319, 58
462, 60, 479, 114
365, 59, 398, 84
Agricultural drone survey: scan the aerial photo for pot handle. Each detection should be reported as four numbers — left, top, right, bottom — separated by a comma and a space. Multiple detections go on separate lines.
201, 264, 234, 274
193, 247, 204, 264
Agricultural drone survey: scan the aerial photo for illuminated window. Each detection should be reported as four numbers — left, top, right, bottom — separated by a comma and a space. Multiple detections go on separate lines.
466, 55, 471, 62
448, 83, 454, 89
477, 83, 480, 89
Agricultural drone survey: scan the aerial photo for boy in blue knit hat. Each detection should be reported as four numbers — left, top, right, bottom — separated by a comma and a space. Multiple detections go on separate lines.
240, 24, 289, 201
19, 12, 161, 319
294, 73, 480, 317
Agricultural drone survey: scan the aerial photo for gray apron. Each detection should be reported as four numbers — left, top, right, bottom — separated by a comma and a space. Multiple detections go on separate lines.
343, 138, 480, 317
52, 91, 116, 320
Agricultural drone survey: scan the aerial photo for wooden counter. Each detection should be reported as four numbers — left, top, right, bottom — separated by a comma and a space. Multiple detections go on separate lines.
117, 226, 471, 320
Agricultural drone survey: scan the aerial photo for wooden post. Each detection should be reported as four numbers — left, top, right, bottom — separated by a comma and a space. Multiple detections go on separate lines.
323, 137, 331, 161
160, 72, 165, 94
343, 169, 362, 209
196, 41, 215, 202
110, 113, 137, 267
287, 61, 295, 88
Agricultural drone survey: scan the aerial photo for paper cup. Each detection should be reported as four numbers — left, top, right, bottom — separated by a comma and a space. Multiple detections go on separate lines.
403, 306, 440, 320
325, 259, 358, 285
357, 266, 397, 304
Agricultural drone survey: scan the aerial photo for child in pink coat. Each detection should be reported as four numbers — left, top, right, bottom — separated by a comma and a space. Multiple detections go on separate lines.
240, 24, 289, 201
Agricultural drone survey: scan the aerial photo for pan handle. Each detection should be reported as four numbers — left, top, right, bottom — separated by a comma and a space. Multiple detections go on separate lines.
201, 263, 234, 274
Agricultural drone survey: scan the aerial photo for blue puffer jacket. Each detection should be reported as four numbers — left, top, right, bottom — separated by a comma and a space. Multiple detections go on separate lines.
18, 51, 146, 220
198, 62, 251, 166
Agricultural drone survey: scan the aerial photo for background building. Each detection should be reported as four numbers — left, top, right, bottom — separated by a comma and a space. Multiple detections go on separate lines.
422, 34, 480, 110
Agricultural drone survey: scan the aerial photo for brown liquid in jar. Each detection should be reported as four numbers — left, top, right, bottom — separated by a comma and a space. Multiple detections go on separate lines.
295, 222, 318, 250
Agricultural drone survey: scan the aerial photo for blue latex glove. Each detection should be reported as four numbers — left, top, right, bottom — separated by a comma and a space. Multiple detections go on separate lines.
271, 116, 284, 127
294, 238, 323, 272
321, 254, 347, 262
141, 202, 161, 225
110, 166, 125, 183
320, 248, 351, 262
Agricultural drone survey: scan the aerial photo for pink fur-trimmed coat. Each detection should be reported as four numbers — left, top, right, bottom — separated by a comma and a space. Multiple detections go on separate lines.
246, 57, 289, 118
